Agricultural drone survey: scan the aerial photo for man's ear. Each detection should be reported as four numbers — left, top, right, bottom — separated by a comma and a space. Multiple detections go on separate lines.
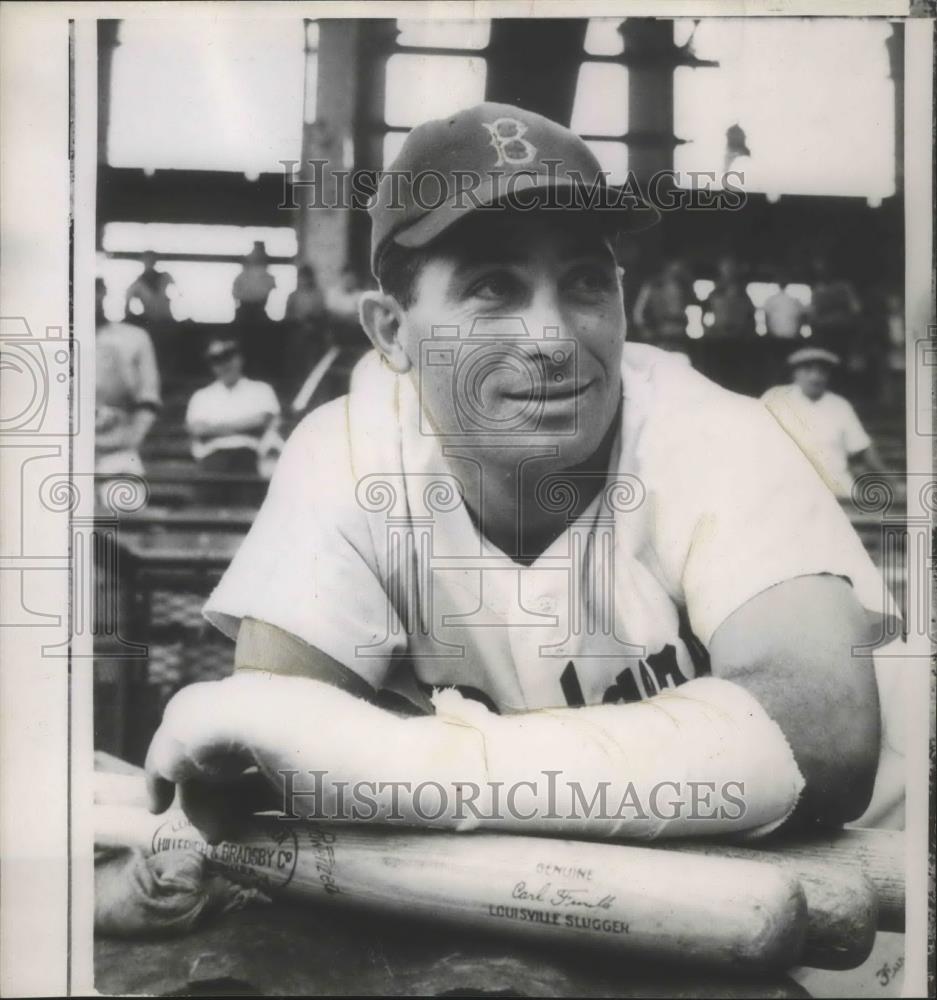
359, 292, 411, 374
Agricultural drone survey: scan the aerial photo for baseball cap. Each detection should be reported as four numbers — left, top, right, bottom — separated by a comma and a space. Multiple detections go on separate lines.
205, 338, 241, 362
369, 102, 659, 273
787, 347, 841, 368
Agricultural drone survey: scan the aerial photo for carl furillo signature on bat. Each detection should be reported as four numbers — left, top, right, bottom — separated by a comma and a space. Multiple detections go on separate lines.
512, 880, 616, 910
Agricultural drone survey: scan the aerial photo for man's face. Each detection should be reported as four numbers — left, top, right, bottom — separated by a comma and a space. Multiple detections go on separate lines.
212, 350, 243, 386
396, 211, 626, 469
793, 362, 830, 400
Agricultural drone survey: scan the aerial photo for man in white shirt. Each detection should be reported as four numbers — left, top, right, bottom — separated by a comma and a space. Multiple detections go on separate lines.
185, 339, 282, 495
763, 282, 806, 341
146, 104, 898, 849
762, 347, 885, 498
95, 277, 161, 478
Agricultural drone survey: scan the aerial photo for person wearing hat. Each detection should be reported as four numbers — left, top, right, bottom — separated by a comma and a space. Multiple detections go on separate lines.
146, 104, 897, 845
762, 346, 885, 499
185, 338, 283, 499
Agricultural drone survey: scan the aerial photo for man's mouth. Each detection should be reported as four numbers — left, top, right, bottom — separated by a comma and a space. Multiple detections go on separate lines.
502, 378, 593, 402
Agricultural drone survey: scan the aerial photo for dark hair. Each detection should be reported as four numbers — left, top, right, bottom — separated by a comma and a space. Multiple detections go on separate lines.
376, 241, 432, 310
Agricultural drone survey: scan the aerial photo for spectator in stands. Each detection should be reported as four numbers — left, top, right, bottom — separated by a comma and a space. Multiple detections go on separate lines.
631, 259, 695, 358
807, 255, 862, 371
762, 269, 807, 386
233, 241, 277, 380
125, 251, 178, 372
762, 347, 885, 499
700, 256, 756, 393
233, 241, 276, 321
125, 251, 175, 326
286, 262, 326, 327
95, 276, 161, 479
186, 338, 284, 490
764, 272, 806, 341
324, 266, 367, 347
284, 262, 327, 394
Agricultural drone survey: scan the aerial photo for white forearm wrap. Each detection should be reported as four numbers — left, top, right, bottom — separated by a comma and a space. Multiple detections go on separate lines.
203, 673, 802, 839
414, 677, 805, 839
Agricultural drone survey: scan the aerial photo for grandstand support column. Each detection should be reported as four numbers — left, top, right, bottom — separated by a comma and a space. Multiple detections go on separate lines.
621, 19, 678, 185
485, 19, 588, 124
96, 20, 120, 246
885, 23, 904, 197
296, 19, 364, 289
349, 19, 397, 280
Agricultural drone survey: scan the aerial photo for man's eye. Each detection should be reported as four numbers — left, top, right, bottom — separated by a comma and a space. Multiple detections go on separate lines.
468, 273, 517, 300
568, 266, 616, 295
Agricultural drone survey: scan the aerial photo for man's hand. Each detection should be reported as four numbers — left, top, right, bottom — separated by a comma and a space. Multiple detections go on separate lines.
145, 678, 285, 841
144, 673, 404, 842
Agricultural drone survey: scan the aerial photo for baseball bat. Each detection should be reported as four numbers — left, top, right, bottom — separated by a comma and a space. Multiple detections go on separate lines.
748, 828, 904, 933
96, 805, 808, 971
666, 842, 878, 969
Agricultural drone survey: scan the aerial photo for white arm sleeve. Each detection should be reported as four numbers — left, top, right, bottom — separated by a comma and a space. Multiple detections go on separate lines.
427, 677, 804, 839
197, 672, 804, 840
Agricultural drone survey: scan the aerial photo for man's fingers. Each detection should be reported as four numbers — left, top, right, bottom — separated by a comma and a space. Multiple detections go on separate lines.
143, 680, 254, 814
145, 769, 177, 815
144, 732, 180, 814
178, 770, 284, 844
179, 780, 237, 844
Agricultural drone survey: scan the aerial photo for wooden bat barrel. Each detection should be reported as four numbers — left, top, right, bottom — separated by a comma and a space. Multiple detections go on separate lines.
667, 842, 878, 969
753, 829, 904, 933
96, 806, 808, 971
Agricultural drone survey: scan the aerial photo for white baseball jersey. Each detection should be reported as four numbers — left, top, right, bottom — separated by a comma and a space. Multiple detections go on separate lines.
205, 344, 892, 715
761, 384, 872, 498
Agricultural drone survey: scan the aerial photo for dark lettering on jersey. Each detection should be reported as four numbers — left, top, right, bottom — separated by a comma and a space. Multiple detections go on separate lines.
677, 607, 711, 676
560, 661, 586, 707
563, 643, 690, 707
643, 645, 683, 691
601, 655, 673, 703
601, 666, 643, 704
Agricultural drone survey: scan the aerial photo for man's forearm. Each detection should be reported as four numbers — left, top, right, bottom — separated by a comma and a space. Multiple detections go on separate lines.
127, 408, 157, 449
97, 409, 156, 452
239, 675, 805, 840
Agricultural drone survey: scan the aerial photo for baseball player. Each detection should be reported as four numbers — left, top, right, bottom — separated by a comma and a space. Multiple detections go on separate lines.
145, 104, 898, 842
762, 346, 887, 498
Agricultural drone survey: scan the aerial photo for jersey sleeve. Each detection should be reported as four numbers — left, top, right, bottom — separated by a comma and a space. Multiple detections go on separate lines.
184, 387, 205, 429
203, 400, 404, 689
841, 399, 872, 455
131, 328, 161, 409
644, 372, 895, 648
258, 381, 281, 417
